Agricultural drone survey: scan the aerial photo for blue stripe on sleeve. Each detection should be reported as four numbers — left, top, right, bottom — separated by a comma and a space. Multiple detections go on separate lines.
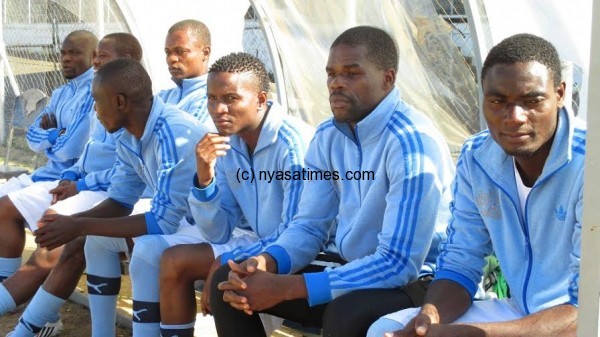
154, 118, 179, 219
52, 93, 94, 152
48, 129, 60, 144
328, 113, 425, 288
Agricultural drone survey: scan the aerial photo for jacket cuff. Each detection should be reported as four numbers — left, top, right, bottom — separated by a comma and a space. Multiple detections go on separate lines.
304, 271, 332, 306
61, 171, 78, 181
76, 179, 88, 192
191, 173, 218, 201
264, 245, 291, 274
434, 269, 477, 300
220, 251, 236, 265
145, 212, 163, 235
48, 129, 59, 145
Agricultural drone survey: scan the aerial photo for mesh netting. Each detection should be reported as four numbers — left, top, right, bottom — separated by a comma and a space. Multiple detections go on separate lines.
0, 0, 129, 168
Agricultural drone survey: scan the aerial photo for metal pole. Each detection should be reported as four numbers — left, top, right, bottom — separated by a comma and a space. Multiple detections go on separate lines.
96, 0, 105, 38
0, 0, 4, 142
463, 0, 493, 131
577, 0, 600, 335
249, 0, 288, 113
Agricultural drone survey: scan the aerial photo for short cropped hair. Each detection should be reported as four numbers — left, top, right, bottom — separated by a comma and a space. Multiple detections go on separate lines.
65, 29, 98, 51
94, 58, 152, 102
209, 52, 270, 93
102, 33, 143, 61
331, 26, 398, 72
168, 19, 211, 47
482, 33, 562, 88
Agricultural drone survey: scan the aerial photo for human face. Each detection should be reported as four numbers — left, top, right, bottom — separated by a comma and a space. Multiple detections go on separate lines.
326, 44, 394, 125
207, 72, 266, 137
164, 29, 207, 81
93, 38, 120, 71
483, 61, 565, 160
91, 80, 126, 133
60, 35, 94, 79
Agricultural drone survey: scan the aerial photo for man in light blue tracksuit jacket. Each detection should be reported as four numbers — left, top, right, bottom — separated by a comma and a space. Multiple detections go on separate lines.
158, 19, 213, 128
8, 59, 207, 337
0, 34, 143, 335
209, 26, 455, 337
158, 52, 315, 337
0, 30, 97, 203
368, 34, 582, 337
77, 19, 218, 337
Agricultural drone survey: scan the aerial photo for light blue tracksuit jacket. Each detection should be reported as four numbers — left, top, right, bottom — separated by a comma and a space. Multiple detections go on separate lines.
251, 87, 455, 306
26, 68, 95, 181
189, 102, 315, 261
436, 107, 583, 314
158, 74, 214, 130
108, 96, 208, 235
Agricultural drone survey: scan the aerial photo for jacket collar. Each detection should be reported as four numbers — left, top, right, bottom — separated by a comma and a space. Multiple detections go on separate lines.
69, 67, 94, 89
474, 107, 574, 190
138, 95, 165, 144
172, 74, 208, 96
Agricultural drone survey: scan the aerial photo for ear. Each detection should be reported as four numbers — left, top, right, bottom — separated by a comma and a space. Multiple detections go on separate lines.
555, 81, 566, 108
257, 90, 268, 110
203, 46, 211, 59
115, 93, 127, 111
383, 68, 396, 90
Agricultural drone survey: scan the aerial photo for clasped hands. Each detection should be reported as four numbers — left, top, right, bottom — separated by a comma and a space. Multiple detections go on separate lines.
217, 255, 287, 315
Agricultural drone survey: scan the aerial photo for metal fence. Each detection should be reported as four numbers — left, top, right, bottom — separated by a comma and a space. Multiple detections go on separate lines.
0, 0, 129, 168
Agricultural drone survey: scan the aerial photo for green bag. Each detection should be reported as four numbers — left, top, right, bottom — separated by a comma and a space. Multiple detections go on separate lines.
483, 255, 510, 299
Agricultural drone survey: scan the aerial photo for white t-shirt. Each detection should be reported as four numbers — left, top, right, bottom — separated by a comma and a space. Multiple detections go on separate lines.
513, 158, 532, 214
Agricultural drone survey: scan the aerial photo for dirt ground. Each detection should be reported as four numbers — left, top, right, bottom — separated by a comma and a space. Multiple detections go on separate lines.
0, 142, 132, 336
0, 274, 133, 336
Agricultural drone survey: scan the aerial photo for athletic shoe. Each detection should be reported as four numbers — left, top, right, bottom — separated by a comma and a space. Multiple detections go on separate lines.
4, 318, 63, 337
36, 318, 63, 337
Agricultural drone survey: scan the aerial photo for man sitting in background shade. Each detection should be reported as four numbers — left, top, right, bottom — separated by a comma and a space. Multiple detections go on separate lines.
0, 32, 143, 337
9, 58, 207, 337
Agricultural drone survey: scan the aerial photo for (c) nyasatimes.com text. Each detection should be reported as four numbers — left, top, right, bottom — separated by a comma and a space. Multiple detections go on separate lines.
236, 167, 375, 184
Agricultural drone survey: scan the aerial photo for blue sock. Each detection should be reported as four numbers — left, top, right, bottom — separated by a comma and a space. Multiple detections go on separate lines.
0, 257, 21, 280
12, 287, 63, 337
160, 321, 195, 337
85, 236, 127, 337
129, 235, 169, 337
0, 283, 17, 315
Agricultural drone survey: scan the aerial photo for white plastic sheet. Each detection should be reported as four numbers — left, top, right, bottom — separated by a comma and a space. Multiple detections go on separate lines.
254, 0, 479, 150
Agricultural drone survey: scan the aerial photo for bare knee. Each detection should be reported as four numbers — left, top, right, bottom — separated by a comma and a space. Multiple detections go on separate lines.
0, 196, 24, 220
160, 244, 213, 284
160, 246, 189, 284
0, 196, 26, 257
24, 246, 63, 272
